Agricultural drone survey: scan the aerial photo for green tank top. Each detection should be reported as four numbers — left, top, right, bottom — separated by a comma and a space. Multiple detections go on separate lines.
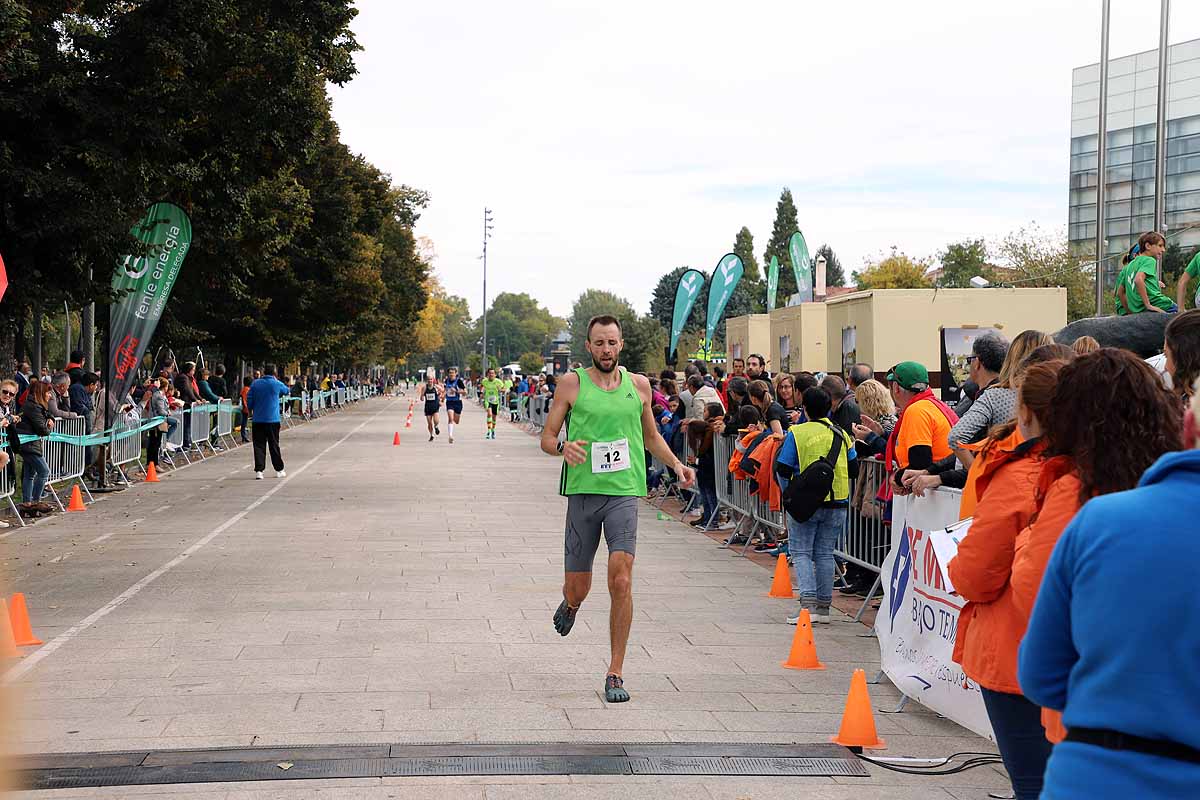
560, 368, 647, 497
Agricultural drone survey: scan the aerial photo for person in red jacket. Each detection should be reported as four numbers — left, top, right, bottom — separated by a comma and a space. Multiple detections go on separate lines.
948, 359, 1067, 800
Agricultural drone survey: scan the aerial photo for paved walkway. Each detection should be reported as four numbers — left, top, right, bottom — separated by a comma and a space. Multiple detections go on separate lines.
0, 396, 1006, 798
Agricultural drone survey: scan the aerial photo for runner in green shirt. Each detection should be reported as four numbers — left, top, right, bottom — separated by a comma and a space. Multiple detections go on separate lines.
1176, 251, 1200, 311
480, 368, 505, 440
1117, 232, 1175, 314
540, 314, 695, 703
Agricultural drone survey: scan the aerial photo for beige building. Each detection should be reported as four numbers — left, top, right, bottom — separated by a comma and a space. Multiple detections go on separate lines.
724, 314, 770, 364
726, 287, 1067, 380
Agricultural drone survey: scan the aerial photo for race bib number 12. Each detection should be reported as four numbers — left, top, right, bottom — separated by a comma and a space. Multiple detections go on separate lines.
591, 438, 631, 474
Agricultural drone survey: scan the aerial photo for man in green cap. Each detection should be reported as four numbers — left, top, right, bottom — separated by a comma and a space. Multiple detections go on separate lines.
885, 361, 958, 490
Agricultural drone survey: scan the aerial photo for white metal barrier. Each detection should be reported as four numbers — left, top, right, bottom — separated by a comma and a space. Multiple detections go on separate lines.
1, 449, 24, 526
216, 399, 235, 448
44, 416, 92, 510
108, 415, 145, 484
188, 404, 217, 457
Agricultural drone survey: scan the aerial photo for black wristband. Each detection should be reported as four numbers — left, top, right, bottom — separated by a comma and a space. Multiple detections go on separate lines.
556, 441, 564, 454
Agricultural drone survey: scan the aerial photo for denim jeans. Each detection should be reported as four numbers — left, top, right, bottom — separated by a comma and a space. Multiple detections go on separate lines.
980, 687, 1052, 800
786, 506, 846, 607
21, 452, 48, 504
698, 481, 719, 526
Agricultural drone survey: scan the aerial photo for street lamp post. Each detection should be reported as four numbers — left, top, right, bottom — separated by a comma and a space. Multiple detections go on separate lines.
480, 208, 494, 377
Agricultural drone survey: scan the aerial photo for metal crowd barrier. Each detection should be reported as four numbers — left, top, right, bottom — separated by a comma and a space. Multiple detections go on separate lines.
842, 457, 890, 572
1, 452, 24, 526
188, 403, 217, 458
108, 414, 145, 485
44, 416, 92, 510
216, 399, 236, 448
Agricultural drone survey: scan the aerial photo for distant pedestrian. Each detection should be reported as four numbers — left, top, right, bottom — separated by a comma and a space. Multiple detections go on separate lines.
247, 364, 290, 480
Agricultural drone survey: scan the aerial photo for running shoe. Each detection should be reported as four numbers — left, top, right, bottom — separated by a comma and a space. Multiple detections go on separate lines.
604, 674, 630, 703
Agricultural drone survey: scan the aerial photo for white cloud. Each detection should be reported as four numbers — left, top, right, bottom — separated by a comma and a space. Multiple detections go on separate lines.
329, 0, 1200, 318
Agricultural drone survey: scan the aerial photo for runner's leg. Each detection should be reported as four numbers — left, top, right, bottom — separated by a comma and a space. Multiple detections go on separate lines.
606, 550, 634, 677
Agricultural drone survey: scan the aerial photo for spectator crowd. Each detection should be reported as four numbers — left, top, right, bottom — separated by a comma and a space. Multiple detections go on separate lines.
618, 309, 1200, 800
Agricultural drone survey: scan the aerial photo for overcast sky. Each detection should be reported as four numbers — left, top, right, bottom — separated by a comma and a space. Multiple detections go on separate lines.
328, 1, 1200, 319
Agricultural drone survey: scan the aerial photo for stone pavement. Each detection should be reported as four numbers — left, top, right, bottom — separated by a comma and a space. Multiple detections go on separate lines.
0, 396, 1007, 798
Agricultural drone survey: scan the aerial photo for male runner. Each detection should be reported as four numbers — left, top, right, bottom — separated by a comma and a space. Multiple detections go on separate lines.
443, 367, 467, 444
480, 367, 504, 439
422, 375, 442, 442
541, 315, 695, 703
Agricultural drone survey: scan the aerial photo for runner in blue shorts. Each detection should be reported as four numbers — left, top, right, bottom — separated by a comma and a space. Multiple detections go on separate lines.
443, 366, 466, 444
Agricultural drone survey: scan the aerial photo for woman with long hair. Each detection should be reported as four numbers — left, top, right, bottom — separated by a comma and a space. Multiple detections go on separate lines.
1012, 349, 1182, 744
947, 359, 1069, 799
15, 381, 55, 516
1164, 309, 1200, 406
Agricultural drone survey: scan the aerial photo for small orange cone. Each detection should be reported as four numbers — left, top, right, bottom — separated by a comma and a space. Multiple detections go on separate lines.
0, 599, 20, 658
144, 461, 160, 483
9, 593, 42, 647
66, 485, 86, 512
393, 432, 401, 446
781, 609, 825, 670
767, 553, 794, 599
404, 417, 412, 429
831, 669, 886, 749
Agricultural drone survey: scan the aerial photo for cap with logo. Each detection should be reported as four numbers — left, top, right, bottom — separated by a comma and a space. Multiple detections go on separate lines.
886, 361, 929, 391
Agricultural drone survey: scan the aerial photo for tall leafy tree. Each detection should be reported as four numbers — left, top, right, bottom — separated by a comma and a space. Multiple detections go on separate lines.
937, 239, 992, 288
853, 249, 933, 289
815, 244, 846, 288
733, 226, 761, 282
568, 289, 636, 361
762, 188, 801, 301
480, 292, 562, 365
994, 225, 1095, 321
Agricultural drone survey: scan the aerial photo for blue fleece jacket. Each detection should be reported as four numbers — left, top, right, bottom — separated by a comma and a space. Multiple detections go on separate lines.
246, 377, 290, 424
1018, 450, 1200, 799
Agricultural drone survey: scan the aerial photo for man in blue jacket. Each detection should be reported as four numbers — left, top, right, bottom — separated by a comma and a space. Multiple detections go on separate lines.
1018, 387, 1200, 799
246, 364, 291, 480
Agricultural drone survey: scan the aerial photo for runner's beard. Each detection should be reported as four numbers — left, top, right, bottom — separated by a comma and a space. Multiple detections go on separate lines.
593, 356, 618, 373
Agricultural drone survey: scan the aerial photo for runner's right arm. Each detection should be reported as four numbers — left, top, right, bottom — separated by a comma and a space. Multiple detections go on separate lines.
541, 371, 586, 464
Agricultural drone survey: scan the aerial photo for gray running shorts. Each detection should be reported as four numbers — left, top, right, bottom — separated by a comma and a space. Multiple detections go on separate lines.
564, 494, 639, 573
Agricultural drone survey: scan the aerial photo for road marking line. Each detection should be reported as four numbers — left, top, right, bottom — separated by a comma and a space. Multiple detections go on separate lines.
216, 476, 226, 483
89, 516, 144, 545
152, 504, 170, 514
48, 553, 71, 564
3, 399, 395, 685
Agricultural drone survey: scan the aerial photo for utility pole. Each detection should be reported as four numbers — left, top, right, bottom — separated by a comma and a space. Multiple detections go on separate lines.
1153, 0, 1171, 282
1095, 0, 1111, 315
480, 207, 494, 377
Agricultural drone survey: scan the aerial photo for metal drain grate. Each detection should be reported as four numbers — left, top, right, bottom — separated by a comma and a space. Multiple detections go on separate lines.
17, 742, 869, 789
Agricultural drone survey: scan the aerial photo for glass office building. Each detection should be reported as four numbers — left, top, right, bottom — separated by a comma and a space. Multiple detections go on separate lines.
1069, 37, 1200, 298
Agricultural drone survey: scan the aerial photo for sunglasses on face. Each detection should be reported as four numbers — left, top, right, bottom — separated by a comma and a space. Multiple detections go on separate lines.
0, 390, 12, 397
965, 355, 978, 364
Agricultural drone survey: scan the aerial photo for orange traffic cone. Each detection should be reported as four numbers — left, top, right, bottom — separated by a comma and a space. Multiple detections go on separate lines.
393, 432, 401, 446
144, 461, 160, 483
831, 669, 886, 749
767, 553, 794, 599
0, 599, 20, 658
781, 609, 825, 670
8, 593, 42, 647
66, 485, 86, 512
404, 417, 412, 429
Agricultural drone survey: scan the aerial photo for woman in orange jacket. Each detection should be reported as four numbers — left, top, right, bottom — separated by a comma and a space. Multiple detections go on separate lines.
948, 359, 1070, 800
1011, 349, 1182, 744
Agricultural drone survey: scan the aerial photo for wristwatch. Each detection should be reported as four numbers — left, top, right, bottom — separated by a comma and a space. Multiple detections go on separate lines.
556, 441, 565, 454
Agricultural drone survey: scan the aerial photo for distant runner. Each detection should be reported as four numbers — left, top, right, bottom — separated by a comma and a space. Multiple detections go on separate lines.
443, 366, 466, 444
541, 315, 695, 703
422, 376, 442, 442
481, 367, 504, 440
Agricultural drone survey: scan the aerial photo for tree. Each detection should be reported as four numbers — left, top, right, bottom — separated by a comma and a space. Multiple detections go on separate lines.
568, 289, 636, 362
815, 244, 846, 288
762, 188, 801, 300
853, 249, 934, 290
992, 225, 1095, 321
733, 227, 761, 282
481, 292, 562, 365
937, 239, 993, 288
518, 351, 544, 374
622, 314, 667, 374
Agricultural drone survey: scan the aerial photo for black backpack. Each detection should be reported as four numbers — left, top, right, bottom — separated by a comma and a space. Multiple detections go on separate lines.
781, 420, 844, 523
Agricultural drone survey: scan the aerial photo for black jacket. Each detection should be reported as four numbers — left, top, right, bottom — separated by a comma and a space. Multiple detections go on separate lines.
208, 375, 228, 398
15, 400, 51, 456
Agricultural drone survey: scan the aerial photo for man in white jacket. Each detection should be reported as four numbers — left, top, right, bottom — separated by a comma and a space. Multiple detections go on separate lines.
686, 374, 724, 421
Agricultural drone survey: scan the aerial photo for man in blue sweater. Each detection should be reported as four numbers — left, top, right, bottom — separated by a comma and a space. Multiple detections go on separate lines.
246, 364, 291, 480
1018, 389, 1200, 799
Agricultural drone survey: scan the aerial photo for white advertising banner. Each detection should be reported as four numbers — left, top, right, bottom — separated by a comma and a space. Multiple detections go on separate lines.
877, 490, 996, 741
